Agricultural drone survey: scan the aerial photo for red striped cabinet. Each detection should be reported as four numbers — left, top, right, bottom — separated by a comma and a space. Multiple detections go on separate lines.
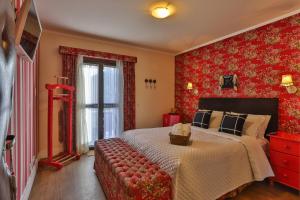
163, 114, 181, 127
270, 132, 300, 190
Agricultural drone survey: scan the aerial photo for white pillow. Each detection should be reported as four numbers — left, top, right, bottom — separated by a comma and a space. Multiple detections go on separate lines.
242, 115, 266, 138
258, 115, 271, 139
209, 111, 223, 128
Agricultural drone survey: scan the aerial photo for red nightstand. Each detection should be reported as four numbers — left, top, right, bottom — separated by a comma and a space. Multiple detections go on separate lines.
162, 114, 181, 127
270, 131, 300, 190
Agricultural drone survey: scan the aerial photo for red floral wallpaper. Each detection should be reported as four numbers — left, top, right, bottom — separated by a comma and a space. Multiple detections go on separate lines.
175, 14, 300, 133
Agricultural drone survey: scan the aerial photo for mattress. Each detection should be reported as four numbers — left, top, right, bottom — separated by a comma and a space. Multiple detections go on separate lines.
122, 126, 274, 200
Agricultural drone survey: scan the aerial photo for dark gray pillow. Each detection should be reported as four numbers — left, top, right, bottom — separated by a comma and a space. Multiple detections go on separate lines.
219, 112, 247, 136
192, 110, 212, 129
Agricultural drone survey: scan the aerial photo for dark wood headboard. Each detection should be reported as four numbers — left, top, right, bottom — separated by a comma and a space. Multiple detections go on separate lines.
198, 98, 279, 136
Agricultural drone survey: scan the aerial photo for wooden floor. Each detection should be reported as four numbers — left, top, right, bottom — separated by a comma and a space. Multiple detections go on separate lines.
29, 155, 300, 200
29, 155, 106, 200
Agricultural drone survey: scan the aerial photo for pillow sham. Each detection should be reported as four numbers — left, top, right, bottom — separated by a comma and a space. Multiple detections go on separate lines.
209, 111, 224, 128
258, 115, 271, 138
192, 110, 212, 129
241, 115, 266, 138
219, 112, 247, 136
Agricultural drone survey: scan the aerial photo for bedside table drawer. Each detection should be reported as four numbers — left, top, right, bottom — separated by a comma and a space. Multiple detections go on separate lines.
273, 165, 300, 190
270, 150, 300, 173
270, 137, 300, 156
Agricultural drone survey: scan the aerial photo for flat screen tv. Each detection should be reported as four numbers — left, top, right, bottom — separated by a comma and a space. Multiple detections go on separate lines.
15, 0, 42, 62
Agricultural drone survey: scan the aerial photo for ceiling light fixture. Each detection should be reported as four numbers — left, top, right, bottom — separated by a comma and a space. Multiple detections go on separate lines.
150, 1, 175, 19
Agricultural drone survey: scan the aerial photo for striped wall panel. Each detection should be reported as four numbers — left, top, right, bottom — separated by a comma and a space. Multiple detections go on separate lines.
6, 2, 39, 200
3, 1, 39, 199
10, 54, 38, 200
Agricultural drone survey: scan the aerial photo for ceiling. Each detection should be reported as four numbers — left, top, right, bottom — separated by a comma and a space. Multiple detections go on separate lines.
35, 0, 300, 54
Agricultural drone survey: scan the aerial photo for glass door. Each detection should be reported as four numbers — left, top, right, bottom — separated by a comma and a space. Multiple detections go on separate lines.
103, 66, 121, 139
82, 58, 120, 147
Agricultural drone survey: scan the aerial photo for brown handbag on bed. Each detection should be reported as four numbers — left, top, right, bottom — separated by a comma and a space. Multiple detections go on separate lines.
169, 132, 191, 146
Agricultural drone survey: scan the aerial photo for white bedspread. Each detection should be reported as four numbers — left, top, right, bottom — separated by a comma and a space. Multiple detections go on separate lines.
122, 126, 274, 200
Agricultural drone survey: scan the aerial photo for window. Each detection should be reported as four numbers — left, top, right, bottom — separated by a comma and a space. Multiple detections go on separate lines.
82, 58, 122, 146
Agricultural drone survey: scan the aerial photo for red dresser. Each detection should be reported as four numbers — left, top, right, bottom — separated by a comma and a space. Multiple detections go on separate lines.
163, 114, 181, 127
270, 132, 300, 190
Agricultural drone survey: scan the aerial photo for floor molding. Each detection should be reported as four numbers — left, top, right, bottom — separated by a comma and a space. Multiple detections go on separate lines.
20, 159, 38, 200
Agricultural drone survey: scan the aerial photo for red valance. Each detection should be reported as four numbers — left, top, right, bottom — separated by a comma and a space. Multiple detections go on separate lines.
59, 46, 137, 63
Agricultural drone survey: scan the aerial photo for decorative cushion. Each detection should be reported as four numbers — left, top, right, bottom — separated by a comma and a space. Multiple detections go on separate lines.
231, 112, 271, 138
192, 110, 212, 129
209, 111, 224, 128
219, 113, 247, 136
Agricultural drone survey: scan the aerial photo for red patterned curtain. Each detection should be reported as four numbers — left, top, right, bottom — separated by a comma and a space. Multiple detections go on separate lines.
61, 54, 77, 150
59, 46, 137, 133
123, 61, 136, 131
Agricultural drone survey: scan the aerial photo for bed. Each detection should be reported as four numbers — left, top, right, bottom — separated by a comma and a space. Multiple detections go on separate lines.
122, 126, 273, 200
96, 98, 278, 200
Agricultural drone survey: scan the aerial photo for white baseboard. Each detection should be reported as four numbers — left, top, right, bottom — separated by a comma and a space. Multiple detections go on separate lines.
20, 159, 38, 200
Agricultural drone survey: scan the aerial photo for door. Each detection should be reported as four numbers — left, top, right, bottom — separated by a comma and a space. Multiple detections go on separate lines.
82, 58, 121, 147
